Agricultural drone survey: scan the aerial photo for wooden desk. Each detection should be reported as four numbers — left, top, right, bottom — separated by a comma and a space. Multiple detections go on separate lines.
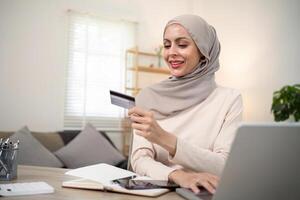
0, 165, 184, 200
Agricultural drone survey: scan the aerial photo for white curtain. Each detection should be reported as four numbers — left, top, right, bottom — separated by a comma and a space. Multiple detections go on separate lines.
64, 11, 136, 130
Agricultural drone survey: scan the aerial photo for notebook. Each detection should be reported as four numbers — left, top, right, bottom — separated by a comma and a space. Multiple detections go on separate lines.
62, 163, 169, 197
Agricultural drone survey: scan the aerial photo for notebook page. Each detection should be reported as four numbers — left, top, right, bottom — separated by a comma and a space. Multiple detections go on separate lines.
65, 163, 136, 184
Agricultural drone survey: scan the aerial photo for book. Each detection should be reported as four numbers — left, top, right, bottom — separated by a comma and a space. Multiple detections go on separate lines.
62, 163, 169, 197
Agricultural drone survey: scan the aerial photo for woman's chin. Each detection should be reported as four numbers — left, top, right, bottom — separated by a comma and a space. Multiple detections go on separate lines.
170, 69, 185, 77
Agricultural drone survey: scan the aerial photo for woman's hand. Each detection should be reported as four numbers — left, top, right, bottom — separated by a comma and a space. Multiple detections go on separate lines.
128, 107, 177, 156
168, 170, 219, 194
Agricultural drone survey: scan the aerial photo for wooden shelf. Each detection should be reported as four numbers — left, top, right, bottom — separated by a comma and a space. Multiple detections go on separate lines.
128, 66, 170, 74
123, 47, 170, 156
125, 87, 141, 91
126, 49, 157, 57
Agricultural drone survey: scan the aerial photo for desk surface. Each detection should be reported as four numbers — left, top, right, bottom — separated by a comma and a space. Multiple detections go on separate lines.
0, 165, 184, 200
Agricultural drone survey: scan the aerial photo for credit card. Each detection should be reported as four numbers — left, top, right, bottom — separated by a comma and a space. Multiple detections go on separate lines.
110, 90, 135, 109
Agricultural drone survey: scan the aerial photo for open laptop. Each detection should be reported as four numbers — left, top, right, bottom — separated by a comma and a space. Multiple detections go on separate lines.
176, 123, 300, 200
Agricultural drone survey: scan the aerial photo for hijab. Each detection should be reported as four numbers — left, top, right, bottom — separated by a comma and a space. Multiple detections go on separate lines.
136, 14, 221, 119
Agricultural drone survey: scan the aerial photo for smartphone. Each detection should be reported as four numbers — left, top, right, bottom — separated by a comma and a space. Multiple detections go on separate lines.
114, 178, 179, 190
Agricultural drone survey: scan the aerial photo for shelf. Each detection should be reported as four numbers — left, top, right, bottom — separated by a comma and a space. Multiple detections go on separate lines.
128, 66, 170, 74
125, 87, 141, 91
123, 47, 170, 156
126, 49, 157, 57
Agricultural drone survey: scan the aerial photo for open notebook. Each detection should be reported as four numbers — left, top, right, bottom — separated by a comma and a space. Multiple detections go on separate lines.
62, 163, 169, 197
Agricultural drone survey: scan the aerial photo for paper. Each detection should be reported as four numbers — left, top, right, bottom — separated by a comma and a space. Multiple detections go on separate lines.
62, 178, 104, 190
65, 163, 136, 185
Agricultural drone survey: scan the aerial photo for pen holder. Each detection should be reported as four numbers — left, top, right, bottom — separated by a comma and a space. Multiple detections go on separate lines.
0, 147, 18, 181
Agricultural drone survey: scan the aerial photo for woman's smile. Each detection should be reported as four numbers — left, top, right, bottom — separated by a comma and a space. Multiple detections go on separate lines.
169, 59, 185, 69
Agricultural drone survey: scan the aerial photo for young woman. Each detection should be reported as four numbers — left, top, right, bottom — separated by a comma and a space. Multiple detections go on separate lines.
128, 14, 243, 194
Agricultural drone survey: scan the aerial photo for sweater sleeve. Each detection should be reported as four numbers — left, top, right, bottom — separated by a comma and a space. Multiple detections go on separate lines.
169, 94, 243, 176
130, 132, 177, 180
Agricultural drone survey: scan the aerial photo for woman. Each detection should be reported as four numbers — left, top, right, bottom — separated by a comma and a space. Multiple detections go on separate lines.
128, 14, 243, 194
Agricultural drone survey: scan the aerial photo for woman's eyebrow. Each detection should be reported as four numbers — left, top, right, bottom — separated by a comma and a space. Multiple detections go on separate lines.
175, 37, 190, 42
164, 37, 190, 42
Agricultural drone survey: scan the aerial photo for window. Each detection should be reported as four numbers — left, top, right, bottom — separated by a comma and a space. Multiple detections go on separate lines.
64, 11, 136, 130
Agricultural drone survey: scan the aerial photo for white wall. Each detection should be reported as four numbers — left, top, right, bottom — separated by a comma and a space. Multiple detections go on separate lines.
0, 0, 191, 131
192, 0, 300, 121
1, 0, 299, 132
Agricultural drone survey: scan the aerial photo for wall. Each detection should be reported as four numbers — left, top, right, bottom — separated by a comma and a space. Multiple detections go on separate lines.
0, 0, 191, 132
192, 0, 300, 121
1, 0, 299, 134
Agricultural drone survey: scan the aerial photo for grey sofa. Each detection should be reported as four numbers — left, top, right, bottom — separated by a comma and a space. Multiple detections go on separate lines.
0, 128, 127, 169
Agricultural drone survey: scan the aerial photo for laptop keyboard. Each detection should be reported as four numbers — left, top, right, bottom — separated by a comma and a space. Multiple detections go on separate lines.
176, 188, 213, 200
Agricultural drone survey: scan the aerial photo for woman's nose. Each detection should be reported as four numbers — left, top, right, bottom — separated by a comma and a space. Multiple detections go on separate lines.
167, 45, 178, 56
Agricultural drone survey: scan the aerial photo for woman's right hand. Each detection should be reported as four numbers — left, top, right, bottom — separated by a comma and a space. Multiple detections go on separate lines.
168, 170, 219, 194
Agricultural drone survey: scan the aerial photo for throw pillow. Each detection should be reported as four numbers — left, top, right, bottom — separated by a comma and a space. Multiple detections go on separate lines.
32, 131, 64, 152
54, 123, 125, 169
9, 126, 63, 167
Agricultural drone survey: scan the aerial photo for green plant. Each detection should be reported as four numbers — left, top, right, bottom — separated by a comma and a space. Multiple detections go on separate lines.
271, 84, 300, 122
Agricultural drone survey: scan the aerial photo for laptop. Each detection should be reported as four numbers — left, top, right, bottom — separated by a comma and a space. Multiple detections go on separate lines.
176, 123, 300, 200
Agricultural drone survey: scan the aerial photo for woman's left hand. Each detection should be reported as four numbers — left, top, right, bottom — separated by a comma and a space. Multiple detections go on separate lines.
168, 170, 220, 194
128, 107, 177, 155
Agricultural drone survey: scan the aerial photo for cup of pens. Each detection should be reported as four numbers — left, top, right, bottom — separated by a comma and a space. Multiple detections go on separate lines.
0, 138, 19, 181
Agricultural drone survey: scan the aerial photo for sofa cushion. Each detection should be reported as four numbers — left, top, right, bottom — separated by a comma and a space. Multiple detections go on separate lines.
58, 130, 117, 149
32, 132, 64, 152
54, 123, 125, 169
9, 126, 64, 167
0, 132, 11, 139
0, 131, 65, 152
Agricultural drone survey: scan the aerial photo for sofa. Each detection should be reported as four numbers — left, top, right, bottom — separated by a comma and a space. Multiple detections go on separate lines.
0, 124, 127, 169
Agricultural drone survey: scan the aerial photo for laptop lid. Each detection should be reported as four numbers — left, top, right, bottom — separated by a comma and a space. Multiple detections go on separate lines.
213, 123, 300, 200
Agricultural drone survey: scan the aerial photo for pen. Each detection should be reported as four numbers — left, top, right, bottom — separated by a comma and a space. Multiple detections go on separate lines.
0, 148, 8, 173
0, 159, 8, 173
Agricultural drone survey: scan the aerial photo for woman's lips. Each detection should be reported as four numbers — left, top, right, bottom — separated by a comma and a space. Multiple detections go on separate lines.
170, 61, 184, 69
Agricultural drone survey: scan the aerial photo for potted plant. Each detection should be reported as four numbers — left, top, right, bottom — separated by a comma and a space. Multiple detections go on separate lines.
271, 84, 300, 122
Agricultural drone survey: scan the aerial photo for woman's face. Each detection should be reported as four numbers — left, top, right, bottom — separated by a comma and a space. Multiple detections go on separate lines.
163, 24, 201, 77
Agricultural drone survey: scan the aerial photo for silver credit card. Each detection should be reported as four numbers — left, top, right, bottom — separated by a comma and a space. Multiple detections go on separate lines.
110, 90, 135, 109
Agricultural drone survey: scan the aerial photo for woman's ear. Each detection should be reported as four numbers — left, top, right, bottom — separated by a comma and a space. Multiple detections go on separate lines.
199, 56, 205, 62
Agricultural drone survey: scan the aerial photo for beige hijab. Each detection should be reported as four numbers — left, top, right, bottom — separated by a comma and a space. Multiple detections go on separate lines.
136, 15, 221, 119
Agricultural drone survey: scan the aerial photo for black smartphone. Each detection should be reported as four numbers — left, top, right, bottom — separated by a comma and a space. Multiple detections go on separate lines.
114, 178, 179, 190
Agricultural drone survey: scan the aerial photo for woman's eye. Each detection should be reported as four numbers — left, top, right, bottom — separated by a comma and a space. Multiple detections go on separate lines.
178, 44, 188, 48
163, 45, 171, 49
